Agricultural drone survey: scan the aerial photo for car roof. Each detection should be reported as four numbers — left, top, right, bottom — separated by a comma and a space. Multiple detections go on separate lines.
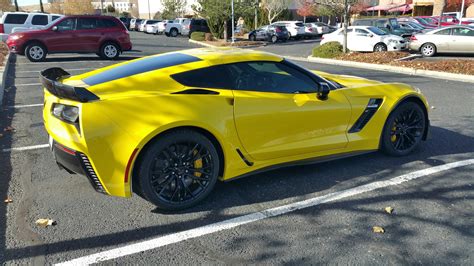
180, 48, 282, 64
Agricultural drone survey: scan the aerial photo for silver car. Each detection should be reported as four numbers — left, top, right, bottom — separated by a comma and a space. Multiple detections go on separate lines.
409, 26, 474, 57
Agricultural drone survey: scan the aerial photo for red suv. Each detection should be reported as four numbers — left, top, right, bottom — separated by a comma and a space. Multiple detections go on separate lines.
6, 15, 132, 62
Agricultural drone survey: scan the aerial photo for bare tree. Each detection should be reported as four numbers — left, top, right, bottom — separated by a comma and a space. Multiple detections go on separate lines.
438, 0, 446, 27
40, 0, 44, 12
63, 0, 95, 15
0, 0, 13, 11
261, 0, 291, 24
13, 0, 19, 11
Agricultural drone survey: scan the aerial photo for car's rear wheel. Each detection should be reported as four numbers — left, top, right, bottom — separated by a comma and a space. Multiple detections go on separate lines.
170, 28, 179, 37
25, 43, 46, 62
270, 35, 278, 43
420, 43, 436, 57
249, 34, 256, 41
374, 43, 387, 52
381, 101, 426, 156
137, 130, 220, 211
99, 42, 120, 60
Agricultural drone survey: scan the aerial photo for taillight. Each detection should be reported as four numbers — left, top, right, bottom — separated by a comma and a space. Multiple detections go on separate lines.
0, 24, 4, 34
410, 35, 417, 41
309, 28, 313, 31
164, 23, 167, 27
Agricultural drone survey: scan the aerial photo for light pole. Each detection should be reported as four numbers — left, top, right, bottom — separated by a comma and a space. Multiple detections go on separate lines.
459, 0, 465, 24
148, 0, 151, 19
231, 0, 235, 44
254, 0, 258, 30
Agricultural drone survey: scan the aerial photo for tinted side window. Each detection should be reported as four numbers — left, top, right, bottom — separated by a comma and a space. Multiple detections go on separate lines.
97, 19, 118, 28
52, 15, 61, 21
56, 18, 75, 31
434, 29, 451, 35
32, 15, 48, 25
230, 62, 318, 93
452, 28, 474, 36
4, 14, 28, 24
77, 18, 97, 30
172, 65, 234, 89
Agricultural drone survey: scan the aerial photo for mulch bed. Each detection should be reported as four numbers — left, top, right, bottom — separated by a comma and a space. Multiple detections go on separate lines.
0, 42, 8, 67
336, 52, 474, 76
201, 40, 266, 47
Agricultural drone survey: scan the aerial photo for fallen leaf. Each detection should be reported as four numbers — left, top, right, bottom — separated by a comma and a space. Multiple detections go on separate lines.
4, 198, 13, 203
431, 106, 436, 109
372, 226, 385, 234
4, 126, 15, 132
384, 207, 394, 214
35, 219, 57, 227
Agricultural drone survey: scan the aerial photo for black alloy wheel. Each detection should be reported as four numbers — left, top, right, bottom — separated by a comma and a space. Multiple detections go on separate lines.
381, 102, 426, 156
137, 130, 219, 210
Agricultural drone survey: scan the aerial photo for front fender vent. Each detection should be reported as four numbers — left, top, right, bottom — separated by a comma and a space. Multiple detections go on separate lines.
349, 98, 383, 133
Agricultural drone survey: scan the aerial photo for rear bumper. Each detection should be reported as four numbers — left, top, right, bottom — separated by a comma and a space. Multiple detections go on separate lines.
51, 138, 107, 194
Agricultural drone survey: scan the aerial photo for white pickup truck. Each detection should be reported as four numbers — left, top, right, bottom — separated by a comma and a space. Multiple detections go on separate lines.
165, 18, 190, 37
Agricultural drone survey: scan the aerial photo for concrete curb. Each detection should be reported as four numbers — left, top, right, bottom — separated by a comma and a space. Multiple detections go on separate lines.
188, 39, 266, 49
0, 52, 12, 107
302, 56, 474, 83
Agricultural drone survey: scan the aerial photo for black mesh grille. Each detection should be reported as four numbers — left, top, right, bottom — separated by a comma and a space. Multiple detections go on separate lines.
77, 153, 106, 194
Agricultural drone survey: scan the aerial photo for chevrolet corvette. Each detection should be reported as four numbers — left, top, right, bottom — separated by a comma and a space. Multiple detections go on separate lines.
41, 48, 429, 210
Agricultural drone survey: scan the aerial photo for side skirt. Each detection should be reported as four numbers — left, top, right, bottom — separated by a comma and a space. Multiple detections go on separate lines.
224, 150, 377, 182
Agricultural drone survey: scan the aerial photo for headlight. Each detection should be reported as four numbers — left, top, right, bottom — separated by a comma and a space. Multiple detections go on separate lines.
388, 39, 397, 43
52, 103, 79, 123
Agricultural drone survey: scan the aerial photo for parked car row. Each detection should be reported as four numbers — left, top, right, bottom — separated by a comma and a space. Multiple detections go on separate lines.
321, 23, 474, 57
0, 12, 63, 41
126, 17, 210, 38
248, 21, 336, 43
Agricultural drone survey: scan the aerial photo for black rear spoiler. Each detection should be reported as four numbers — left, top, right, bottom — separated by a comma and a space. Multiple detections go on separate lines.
39, 67, 100, 103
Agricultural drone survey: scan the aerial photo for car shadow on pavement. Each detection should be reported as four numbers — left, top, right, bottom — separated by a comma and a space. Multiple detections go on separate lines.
3, 124, 473, 262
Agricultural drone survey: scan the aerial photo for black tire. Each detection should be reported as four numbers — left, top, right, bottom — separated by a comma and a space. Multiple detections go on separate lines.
381, 101, 426, 156
249, 34, 256, 41
99, 42, 120, 60
165, 32, 170, 37
270, 35, 278, 43
25, 42, 47, 62
136, 129, 220, 211
420, 43, 436, 57
374, 43, 387, 52
170, 28, 179, 37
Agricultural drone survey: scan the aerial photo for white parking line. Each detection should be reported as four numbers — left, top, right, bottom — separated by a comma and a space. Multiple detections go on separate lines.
55, 158, 474, 265
1, 144, 49, 152
9, 103, 43, 108
15, 68, 94, 73
15, 83, 42, 86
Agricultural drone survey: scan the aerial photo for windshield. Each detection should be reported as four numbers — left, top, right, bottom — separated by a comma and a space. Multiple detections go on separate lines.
409, 22, 425, 30
368, 26, 387, 35
389, 19, 400, 29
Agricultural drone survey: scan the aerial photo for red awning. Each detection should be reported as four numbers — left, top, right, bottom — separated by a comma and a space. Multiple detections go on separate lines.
388, 4, 413, 13
366, 4, 401, 12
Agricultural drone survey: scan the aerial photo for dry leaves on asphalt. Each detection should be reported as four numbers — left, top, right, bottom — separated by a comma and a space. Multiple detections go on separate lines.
35, 219, 57, 227
372, 226, 385, 234
3, 126, 15, 132
384, 206, 394, 214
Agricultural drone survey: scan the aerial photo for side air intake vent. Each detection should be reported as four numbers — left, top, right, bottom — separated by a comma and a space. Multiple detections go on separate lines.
349, 98, 383, 133
77, 153, 106, 194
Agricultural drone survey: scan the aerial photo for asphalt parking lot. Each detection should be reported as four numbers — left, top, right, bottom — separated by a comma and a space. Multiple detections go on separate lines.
1, 31, 473, 264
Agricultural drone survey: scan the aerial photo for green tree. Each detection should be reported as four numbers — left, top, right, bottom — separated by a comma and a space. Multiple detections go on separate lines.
162, 0, 187, 19
106, 4, 116, 13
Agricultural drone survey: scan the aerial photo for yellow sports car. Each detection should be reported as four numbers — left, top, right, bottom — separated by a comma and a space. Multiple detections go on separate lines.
42, 48, 429, 210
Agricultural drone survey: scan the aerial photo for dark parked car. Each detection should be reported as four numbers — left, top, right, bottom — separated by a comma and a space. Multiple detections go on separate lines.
248, 25, 289, 43
119, 17, 131, 29
6, 15, 132, 62
183, 18, 210, 37
353, 18, 417, 38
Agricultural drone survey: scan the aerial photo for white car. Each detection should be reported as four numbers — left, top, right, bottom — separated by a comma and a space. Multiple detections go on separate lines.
306, 22, 332, 35
0, 12, 62, 41
153, 20, 173, 35
409, 26, 474, 57
271, 21, 305, 39
321, 26, 407, 52
165, 18, 190, 37
140, 19, 160, 32
303, 23, 319, 38
145, 22, 159, 34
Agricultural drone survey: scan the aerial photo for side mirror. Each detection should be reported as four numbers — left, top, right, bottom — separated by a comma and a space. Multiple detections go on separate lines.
317, 82, 330, 100
368, 33, 374, 37
52, 26, 58, 31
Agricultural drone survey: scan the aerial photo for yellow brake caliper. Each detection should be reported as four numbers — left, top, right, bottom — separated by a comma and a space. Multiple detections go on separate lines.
193, 150, 203, 177
391, 124, 397, 142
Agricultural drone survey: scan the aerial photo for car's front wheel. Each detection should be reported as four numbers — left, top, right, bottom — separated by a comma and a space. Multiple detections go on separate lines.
99, 42, 120, 60
381, 101, 426, 156
170, 28, 179, 37
374, 43, 387, 52
25, 43, 47, 62
136, 129, 220, 211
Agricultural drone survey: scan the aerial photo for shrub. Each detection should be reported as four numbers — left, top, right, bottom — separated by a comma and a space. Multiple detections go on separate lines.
312, 42, 343, 58
190, 31, 206, 41
204, 32, 213, 41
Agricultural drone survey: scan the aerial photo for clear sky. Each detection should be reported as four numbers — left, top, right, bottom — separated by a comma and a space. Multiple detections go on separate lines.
19, 0, 44, 6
